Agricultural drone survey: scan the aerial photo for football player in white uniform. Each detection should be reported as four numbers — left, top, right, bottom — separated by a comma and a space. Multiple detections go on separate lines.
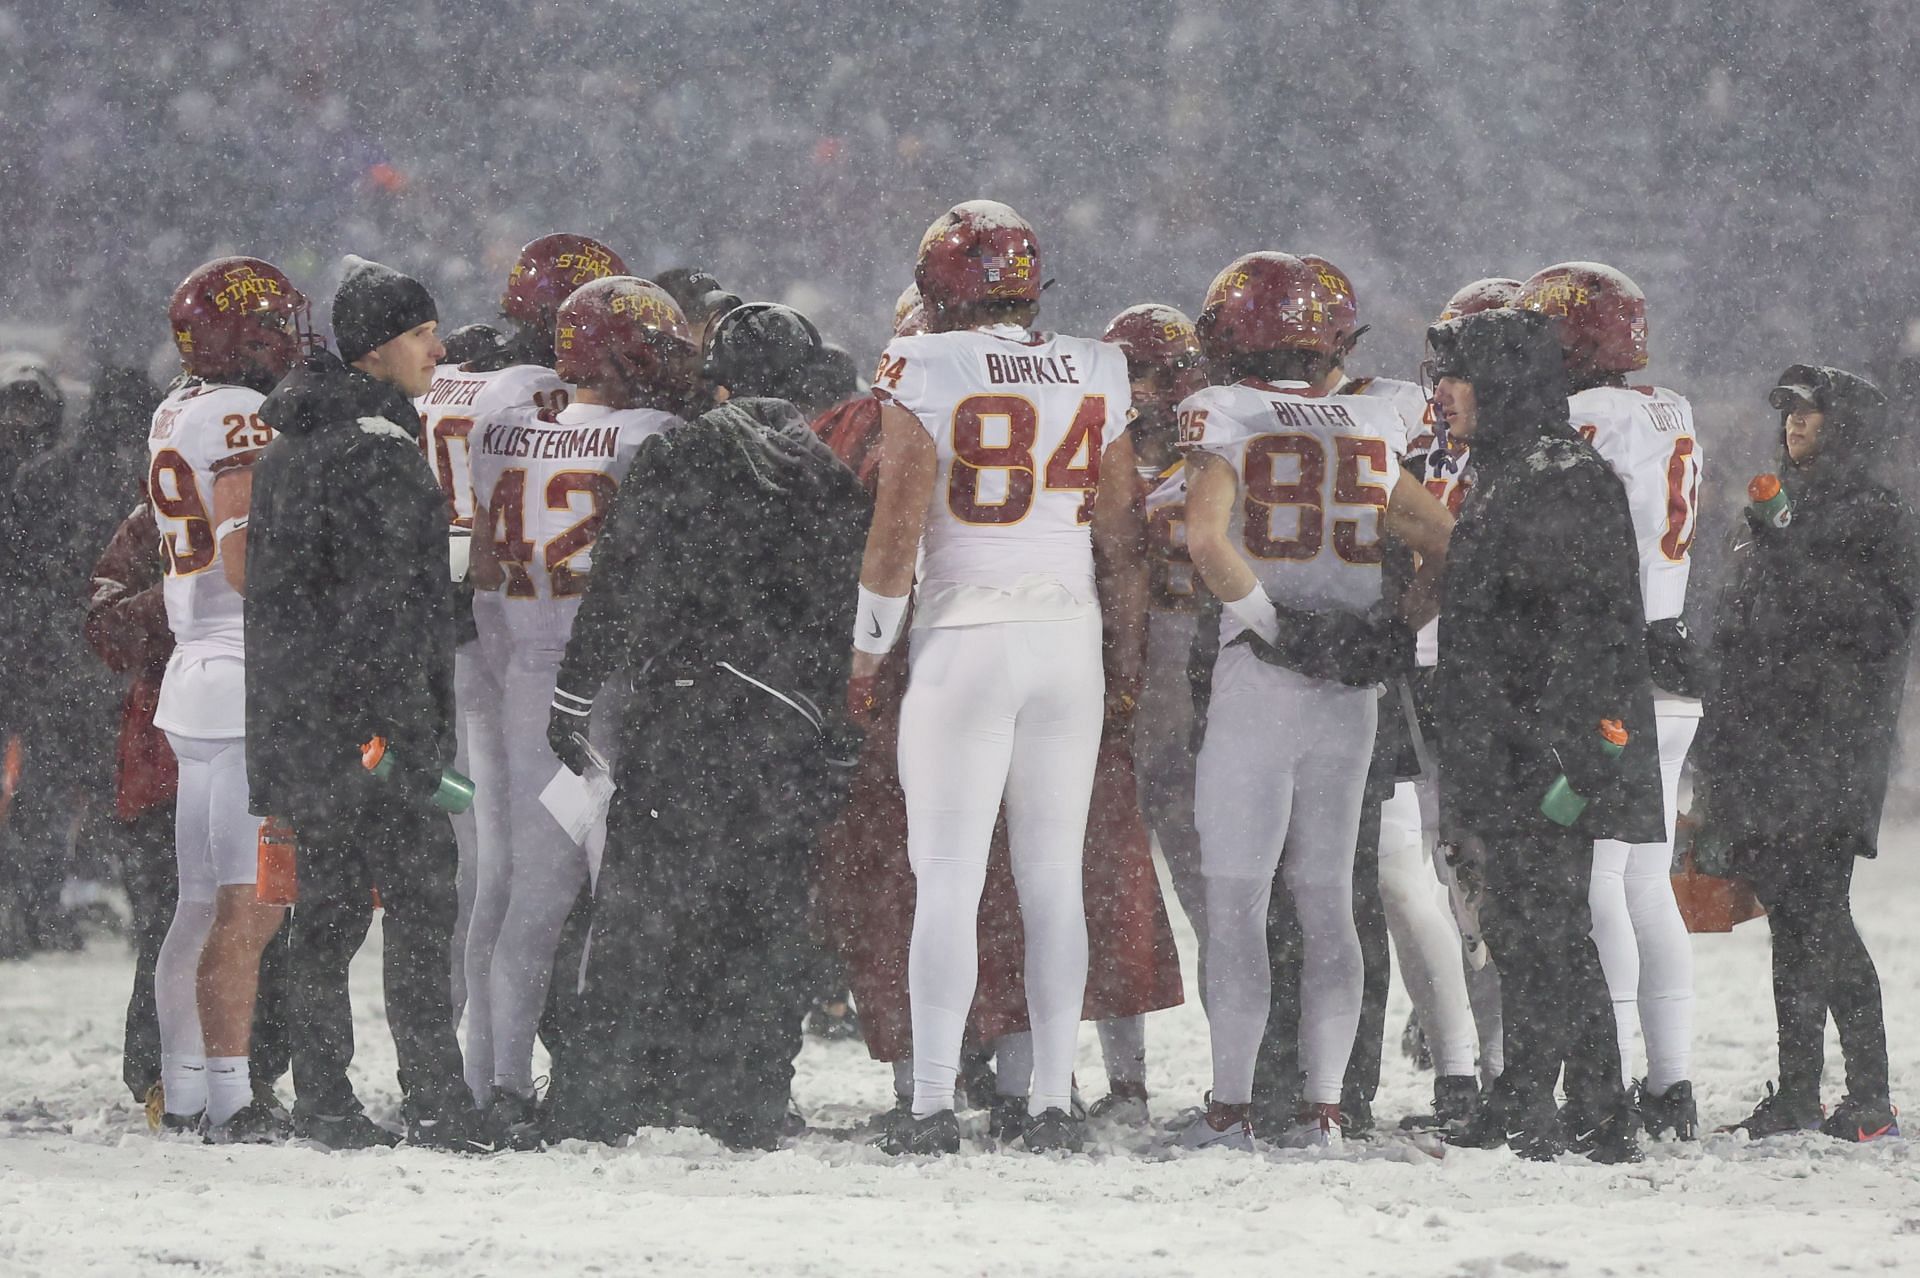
1174, 252, 1453, 1150
466, 276, 692, 1145
1520, 262, 1704, 1138
146, 256, 309, 1141
853, 201, 1145, 1154
416, 233, 622, 1101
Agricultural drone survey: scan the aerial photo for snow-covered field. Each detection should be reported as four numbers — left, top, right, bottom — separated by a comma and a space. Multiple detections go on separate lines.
4, 847, 1919, 1278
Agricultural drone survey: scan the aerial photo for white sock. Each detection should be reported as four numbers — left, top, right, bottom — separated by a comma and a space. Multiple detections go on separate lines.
161, 1054, 208, 1117
205, 1056, 250, 1125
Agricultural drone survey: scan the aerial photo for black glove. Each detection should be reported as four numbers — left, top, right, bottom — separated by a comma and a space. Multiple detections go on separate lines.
1236, 601, 1413, 688
547, 685, 595, 776
1645, 617, 1712, 700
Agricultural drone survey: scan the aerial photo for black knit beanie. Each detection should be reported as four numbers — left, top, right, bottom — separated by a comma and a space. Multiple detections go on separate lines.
332, 255, 438, 364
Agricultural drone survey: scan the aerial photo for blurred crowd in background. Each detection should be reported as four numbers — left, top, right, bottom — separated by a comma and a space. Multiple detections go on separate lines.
4, 0, 1920, 952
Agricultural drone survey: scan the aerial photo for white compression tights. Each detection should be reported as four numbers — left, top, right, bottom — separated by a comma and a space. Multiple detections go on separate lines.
484, 652, 593, 1096
900, 614, 1103, 1119
1196, 650, 1373, 1107
1377, 781, 1478, 1077
450, 640, 508, 1028
1589, 709, 1698, 1092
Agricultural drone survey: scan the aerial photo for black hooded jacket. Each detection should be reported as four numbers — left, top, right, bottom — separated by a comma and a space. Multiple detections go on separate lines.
556, 396, 870, 767
1695, 366, 1917, 863
245, 352, 456, 816
1430, 309, 1664, 845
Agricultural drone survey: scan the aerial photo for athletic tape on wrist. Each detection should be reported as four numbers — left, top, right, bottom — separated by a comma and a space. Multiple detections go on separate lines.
1223, 582, 1281, 646
853, 585, 910, 655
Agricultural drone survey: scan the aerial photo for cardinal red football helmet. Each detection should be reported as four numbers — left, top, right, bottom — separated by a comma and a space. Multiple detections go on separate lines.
1101, 303, 1207, 415
1195, 252, 1359, 363
1438, 277, 1523, 322
1516, 261, 1648, 376
892, 283, 930, 337
914, 200, 1043, 324
553, 277, 697, 410
501, 234, 629, 333
168, 256, 311, 389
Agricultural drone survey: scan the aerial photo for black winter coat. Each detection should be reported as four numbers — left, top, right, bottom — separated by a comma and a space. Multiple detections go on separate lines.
245, 353, 456, 816
1695, 369, 1918, 863
1431, 310, 1665, 845
557, 396, 870, 761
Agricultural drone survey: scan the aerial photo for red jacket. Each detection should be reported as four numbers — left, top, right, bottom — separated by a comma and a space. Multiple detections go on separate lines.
82, 504, 176, 820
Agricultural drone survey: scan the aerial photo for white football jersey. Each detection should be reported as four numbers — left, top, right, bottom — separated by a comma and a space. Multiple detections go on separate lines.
1341, 374, 1427, 456
416, 363, 571, 530
147, 380, 272, 737
1568, 385, 1702, 624
873, 323, 1132, 627
469, 400, 674, 650
1177, 379, 1406, 645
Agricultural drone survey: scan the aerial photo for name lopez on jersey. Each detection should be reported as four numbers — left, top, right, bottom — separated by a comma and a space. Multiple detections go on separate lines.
985, 351, 1082, 385
480, 421, 623, 461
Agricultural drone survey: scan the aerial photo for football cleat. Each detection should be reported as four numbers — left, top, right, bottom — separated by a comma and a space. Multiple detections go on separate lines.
484, 1089, 546, 1152
406, 1103, 496, 1154
1819, 1095, 1900, 1143
1401, 1075, 1482, 1135
1337, 1095, 1375, 1140
987, 1094, 1030, 1143
1020, 1107, 1086, 1154
1635, 1079, 1698, 1141
1087, 1083, 1150, 1129
1272, 1101, 1344, 1150
201, 1100, 289, 1146
1177, 1099, 1255, 1152
877, 1109, 961, 1157
1566, 1099, 1643, 1165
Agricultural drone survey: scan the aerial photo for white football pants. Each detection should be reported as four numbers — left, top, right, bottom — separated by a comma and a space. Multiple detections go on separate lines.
1195, 646, 1372, 1107
465, 646, 593, 1098
451, 640, 508, 1027
899, 613, 1103, 1119
1589, 708, 1698, 1092
1377, 780, 1478, 1077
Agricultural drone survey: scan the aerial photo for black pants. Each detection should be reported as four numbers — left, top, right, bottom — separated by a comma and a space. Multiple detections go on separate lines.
1743, 846, 1888, 1101
1477, 828, 1621, 1113
551, 681, 832, 1149
1254, 799, 1391, 1114
285, 783, 464, 1118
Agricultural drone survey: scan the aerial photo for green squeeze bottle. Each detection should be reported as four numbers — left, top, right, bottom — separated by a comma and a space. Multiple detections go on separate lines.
1541, 718, 1628, 827
361, 736, 476, 814
1748, 474, 1791, 528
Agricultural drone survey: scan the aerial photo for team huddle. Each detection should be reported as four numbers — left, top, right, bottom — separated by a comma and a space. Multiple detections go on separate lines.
142, 196, 1727, 1159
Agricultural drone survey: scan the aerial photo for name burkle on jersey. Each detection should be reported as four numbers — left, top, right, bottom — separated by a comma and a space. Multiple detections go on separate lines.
1568, 384, 1702, 623
872, 324, 1131, 614
1176, 379, 1406, 630
416, 362, 571, 530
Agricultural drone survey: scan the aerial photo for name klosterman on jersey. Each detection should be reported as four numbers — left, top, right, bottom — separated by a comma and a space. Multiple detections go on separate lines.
480, 422, 623, 461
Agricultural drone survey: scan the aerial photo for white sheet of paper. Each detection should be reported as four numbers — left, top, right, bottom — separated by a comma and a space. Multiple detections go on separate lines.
539, 741, 615, 888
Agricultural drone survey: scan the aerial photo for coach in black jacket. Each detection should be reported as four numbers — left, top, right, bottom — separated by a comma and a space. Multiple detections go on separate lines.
1426, 307, 1661, 1162
248, 257, 479, 1150
544, 306, 870, 1150
1695, 366, 1915, 1140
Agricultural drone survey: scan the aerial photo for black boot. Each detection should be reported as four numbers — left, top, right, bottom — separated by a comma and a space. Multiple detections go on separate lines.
1020, 1107, 1085, 1154
1722, 1082, 1822, 1139
1569, 1098, 1643, 1164
1402, 1075, 1481, 1134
